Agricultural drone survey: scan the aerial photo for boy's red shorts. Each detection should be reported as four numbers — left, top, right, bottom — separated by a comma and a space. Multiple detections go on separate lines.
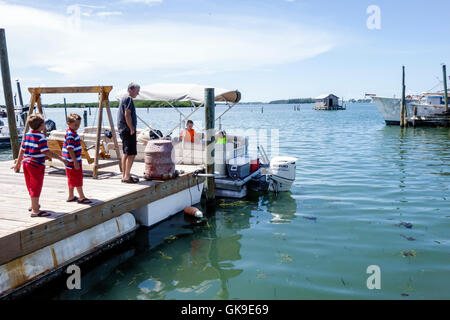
66, 166, 83, 188
23, 161, 45, 198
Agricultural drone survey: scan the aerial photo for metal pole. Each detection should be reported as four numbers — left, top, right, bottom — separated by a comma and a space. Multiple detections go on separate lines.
205, 88, 215, 211
0, 28, 20, 158
400, 66, 406, 127
443, 64, 448, 113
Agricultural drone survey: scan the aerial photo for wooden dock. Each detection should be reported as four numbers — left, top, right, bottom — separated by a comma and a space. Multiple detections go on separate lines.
0, 160, 204, 266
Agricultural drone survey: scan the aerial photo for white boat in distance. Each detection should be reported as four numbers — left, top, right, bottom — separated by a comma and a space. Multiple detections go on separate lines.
0, 108, 25, 148
371, 90, 450, 126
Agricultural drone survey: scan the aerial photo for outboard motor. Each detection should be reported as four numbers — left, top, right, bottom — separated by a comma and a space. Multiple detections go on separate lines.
267, 156, 297, 192
45, 119, 56, 133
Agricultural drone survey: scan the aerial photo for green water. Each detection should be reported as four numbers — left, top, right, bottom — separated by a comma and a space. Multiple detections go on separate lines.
3, 103, 450, 299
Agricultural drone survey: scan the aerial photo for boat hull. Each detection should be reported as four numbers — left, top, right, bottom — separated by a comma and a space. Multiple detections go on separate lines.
372, 96, 449, 126
0, 135, 22, 148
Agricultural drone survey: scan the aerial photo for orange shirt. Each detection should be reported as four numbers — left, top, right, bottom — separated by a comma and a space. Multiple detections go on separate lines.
180, 128, 195, 143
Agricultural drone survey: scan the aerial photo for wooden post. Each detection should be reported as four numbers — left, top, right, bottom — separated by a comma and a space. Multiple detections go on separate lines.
93, 91, 105, 178
104, 95, 122, 172
443, 64, 448, 113
64, 98, 68, 121
16, 80, 24, 109
0, 28, 20, 159
205, 88, 215, 211
83, 110, 87, 127
400, 66, 407, 127
36, 94, 46, 136
23, 91, 36, 135
16, 80, 27, 125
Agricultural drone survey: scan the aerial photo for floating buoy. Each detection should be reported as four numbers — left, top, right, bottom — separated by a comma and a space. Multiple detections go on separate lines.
184, 206, 203, 218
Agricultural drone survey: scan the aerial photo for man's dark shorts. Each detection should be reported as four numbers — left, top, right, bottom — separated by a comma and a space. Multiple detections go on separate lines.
119, 129, 137, 156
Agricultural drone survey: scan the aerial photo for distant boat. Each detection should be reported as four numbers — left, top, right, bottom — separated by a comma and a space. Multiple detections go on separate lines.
0, 107, 25, 148
371, 91, 450, 126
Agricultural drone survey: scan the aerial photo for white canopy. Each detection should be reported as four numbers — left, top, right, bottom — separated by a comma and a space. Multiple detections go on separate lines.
116, 83, 241, 104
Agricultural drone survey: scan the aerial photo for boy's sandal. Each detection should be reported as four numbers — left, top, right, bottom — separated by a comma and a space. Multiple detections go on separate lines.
77, 198, 92, 204
66, 197, 79, 202
122, 177, 138, 184
28, 204, 41, 212
31, 211, 51, 218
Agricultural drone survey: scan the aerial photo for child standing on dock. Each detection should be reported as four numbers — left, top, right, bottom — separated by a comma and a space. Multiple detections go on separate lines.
12, 114, 68, 217
62, 113, 92, 204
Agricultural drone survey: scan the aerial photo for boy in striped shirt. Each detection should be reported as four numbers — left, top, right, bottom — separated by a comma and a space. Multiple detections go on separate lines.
12, 114, 67, 217
62, 113, 91, 204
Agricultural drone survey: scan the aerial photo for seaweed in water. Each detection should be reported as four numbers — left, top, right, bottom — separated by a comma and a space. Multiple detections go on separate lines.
302, 216, 317, 221
400, 234, 416, 241
396, 222, 413, 229
401, 250, 416, 257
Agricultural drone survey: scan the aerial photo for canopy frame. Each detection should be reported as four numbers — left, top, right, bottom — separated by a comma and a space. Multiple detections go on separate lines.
138, 94, 238, 139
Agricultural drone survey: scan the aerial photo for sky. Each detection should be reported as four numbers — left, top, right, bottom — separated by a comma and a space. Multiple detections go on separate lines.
0, 0, 449, 104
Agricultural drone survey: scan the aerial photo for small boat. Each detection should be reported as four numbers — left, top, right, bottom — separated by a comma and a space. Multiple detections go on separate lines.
0, 107, 25, 148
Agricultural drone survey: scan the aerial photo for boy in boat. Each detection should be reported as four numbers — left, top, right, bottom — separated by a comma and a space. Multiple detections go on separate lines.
62, 113, 92, 204
179, 120, 198, 143
12, 114, 68, 217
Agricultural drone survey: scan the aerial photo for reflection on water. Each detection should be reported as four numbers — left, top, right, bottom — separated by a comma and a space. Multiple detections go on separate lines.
263, 193, 297, 224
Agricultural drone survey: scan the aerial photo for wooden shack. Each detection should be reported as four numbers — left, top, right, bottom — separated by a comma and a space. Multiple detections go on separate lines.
314, 94, 345, 110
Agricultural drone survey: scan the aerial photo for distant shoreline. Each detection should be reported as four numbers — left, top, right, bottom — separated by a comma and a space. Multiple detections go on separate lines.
1, 100, 373, 109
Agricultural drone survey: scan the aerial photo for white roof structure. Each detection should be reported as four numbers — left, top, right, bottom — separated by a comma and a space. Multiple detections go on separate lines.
315, 94, 339, 100
116, 83, 241, 104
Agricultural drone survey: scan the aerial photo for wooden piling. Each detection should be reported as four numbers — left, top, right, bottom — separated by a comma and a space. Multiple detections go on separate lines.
443, 64, 448, 113
204, 88, 215, 211
64, 97, 68, 121
83, 110, 88, 127
400, 66, 407, 127
16, 80, 26, 125
0, 28, 20, 159
16, 80, 24, 108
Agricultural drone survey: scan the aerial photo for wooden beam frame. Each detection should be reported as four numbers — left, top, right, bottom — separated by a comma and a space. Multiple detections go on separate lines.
24, 86, 122, 178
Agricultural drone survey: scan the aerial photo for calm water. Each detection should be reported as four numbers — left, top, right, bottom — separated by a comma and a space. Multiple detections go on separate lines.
2, 103, 450, 299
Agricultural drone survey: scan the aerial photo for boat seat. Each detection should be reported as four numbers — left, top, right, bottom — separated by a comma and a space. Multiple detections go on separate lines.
46, 138, 110, 165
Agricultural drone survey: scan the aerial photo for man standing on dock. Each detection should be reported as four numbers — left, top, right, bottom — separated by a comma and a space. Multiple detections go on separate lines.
118, 82, 140, 183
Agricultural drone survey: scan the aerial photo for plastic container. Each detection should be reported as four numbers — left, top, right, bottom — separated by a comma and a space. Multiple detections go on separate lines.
227, 156, 251, 179
250, 158, 260, 173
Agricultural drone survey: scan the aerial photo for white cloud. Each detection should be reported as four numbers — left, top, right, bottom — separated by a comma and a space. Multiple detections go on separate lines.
121, 0, 163, 4
96, 11, 123, 17
0, 3, 336, 94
